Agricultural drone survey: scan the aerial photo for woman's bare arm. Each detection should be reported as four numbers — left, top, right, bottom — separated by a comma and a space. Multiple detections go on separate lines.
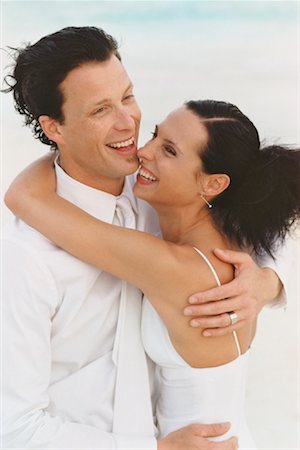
5, 155, 183, 294
5, 155, 253, 366
5, 155, 223, 303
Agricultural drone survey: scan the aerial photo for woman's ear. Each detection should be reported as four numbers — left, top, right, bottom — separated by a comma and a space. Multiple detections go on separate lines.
39, 115, 64, 146
199, 173, 230, 197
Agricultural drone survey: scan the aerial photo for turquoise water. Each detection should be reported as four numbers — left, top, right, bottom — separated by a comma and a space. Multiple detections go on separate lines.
2, 1, 297, 38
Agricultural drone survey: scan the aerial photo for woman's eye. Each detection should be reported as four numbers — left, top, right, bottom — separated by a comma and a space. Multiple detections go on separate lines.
150, 131, 157, 140
164, 145, 176, 156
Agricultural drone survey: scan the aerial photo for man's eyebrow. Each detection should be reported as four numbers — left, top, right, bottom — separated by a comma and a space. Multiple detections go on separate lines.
90, 82, 134, 108
124, 82, 134, 93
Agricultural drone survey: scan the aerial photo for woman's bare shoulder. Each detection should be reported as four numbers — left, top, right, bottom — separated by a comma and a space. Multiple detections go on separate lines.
149, 243, 252, 369
172, 243, 234, 291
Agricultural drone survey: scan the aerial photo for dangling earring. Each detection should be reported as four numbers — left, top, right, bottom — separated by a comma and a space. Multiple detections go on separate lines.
201, 193, 213, 209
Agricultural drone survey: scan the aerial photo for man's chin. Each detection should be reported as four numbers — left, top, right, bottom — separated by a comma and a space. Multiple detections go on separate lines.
123, 156, 139, 174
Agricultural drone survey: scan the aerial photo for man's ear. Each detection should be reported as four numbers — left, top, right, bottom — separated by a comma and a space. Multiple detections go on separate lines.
199, 173, 231, 197
39, 115, 64, 146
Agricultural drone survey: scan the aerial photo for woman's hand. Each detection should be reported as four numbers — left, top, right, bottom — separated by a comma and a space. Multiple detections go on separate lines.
4, 153, 57, 217
184, 248, 283, 337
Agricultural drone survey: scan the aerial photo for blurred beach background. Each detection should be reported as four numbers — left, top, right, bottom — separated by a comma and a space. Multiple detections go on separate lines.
1, 1, 299, 448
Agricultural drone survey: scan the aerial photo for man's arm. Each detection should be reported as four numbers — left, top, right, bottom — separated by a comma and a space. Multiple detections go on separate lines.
184, 248, 284, 337
255, 234, 297, 307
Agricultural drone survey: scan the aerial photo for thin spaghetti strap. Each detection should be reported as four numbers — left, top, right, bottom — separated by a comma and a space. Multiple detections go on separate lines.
232, 331, 241, 357
192, 247, 221, 287
192, 247, 242, 357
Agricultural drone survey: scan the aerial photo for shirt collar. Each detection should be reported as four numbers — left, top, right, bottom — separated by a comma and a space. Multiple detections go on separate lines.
55, 159, 137, 224
118, 175, 138, 215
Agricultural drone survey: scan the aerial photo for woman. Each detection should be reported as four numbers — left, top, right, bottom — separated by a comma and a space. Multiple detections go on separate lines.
6, 100, 300, 447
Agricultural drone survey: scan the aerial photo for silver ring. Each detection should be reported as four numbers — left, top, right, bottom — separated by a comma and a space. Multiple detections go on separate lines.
228, 311, 238, 325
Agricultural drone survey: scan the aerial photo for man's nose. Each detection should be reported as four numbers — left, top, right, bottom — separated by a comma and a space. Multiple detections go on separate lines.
114, 107, 135, 131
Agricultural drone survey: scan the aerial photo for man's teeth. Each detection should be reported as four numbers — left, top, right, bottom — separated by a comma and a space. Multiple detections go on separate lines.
108, 137, 134, 149
139, 167, 157, 181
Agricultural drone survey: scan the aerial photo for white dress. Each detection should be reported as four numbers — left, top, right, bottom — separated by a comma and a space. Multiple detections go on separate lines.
142, 248, 256, 449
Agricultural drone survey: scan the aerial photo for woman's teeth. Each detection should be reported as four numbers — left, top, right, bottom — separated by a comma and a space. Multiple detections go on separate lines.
108, 137, 134, 149
139, 167, 157, 181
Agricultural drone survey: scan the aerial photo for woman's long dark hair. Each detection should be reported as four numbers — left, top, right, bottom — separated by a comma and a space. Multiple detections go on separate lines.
186, 100, 300, 258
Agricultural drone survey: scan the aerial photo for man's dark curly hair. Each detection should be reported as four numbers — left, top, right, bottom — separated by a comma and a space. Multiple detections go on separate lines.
3, 26, 121, 150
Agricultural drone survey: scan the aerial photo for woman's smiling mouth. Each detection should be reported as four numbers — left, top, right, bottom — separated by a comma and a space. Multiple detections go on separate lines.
137, 165, 158, 184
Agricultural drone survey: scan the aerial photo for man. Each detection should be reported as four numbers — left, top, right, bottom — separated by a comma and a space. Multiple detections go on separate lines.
3, 26, 285, 449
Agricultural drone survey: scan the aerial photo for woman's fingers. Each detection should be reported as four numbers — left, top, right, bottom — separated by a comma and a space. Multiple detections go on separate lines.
185, 298, 244, 316
188, 312, 243, 329
188, 283, 239, 304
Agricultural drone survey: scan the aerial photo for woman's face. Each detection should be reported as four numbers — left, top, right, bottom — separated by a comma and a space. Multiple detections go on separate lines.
133, 106, 209, 208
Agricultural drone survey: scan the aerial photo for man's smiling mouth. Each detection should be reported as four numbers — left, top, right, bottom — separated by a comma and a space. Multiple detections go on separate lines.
107, 137, 134, 149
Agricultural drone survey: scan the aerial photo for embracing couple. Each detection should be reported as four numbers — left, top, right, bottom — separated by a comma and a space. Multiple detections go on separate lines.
3, 26, 299, 450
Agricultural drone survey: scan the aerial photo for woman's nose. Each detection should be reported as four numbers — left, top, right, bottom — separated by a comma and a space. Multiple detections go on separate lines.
137, 140, 155, 161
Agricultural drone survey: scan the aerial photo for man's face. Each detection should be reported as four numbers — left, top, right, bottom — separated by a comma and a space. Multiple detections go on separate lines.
55, 56, 141, 193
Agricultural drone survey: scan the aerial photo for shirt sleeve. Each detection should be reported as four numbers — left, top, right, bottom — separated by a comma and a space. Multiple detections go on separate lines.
2, 238, 157, 450
255, 235, 298, 309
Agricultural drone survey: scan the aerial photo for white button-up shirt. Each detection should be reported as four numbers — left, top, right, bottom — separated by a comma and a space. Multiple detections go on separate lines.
3, 162, 160, 449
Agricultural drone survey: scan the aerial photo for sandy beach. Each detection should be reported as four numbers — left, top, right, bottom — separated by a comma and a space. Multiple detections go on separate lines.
1, 2, 299, 449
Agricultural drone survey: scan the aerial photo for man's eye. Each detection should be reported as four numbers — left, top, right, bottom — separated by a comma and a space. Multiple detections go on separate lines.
164, 145, 176, 156
123, 94, 135, 101
95, 106, 107, 114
